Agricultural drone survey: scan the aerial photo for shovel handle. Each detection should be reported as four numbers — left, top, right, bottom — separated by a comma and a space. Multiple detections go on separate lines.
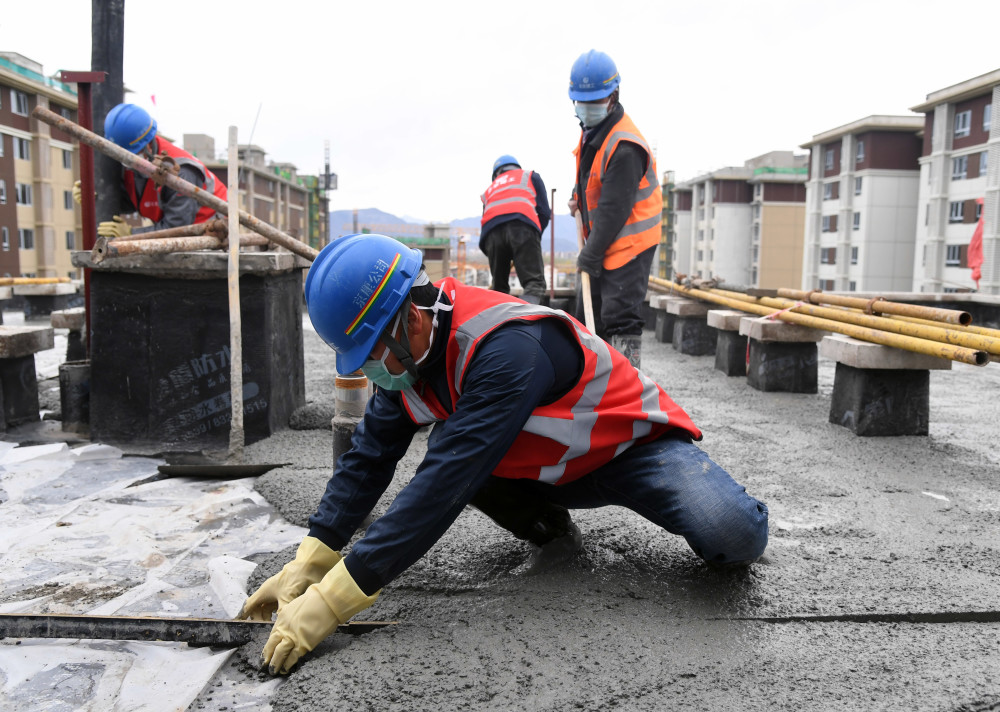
574, 211, 596, 332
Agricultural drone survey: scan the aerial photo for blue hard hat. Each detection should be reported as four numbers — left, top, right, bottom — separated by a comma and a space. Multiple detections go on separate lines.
568, 50, 620, 101
104, 103, 157, 154
492, 154, 520, 179
305, 234, 423, 375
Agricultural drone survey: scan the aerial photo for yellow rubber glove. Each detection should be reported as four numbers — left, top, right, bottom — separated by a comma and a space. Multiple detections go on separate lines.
262, 559, 379, 675
238, 536, 342, 622
97, 215, 132, 238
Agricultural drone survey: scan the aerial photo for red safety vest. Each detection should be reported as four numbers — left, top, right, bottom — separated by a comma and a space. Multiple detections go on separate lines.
123, 137, 226, 224
480, 169, 541, 231
573, 112, 662, 269
398, 279, 701, 484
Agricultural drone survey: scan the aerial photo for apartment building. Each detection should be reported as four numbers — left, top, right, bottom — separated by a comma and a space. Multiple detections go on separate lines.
671, 151, 806, 287
655, 170, 675, 279
801, 116, 923, 292
196, 139, 329, 251
910, 69, 999, 293
0, 52, 80, 278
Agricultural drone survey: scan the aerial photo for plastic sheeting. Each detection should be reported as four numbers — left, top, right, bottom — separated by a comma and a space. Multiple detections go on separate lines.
0, 441, 305, 711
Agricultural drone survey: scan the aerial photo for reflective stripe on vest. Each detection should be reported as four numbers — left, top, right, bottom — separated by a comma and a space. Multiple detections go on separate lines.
480, 169, 541, 231
576, 112, 663, 270
124, 137, 226, 224
399, 279, 701, 484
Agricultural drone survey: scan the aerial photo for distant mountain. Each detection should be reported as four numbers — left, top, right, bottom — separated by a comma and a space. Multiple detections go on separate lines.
329, 208, 579, 253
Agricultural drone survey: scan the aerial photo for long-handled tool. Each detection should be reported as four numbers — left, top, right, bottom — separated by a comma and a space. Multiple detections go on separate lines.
0, 613, 395, 647
574, 211, 596, 332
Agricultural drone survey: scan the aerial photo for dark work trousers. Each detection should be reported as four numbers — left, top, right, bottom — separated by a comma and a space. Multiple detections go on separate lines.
576, 245, 656, 339
482, 220, 547, 299
468, 434, 769, 565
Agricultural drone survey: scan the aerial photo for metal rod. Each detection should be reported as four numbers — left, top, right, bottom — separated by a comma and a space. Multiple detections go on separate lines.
228, 126, 244, 461
549, 188, 556, 301
0, 613, 396, 647
31, 106, 319, 262
775, 287, 972, 326
708, 287, 1000, 357
0, 277, 71, 285
111, 219, 223, 241
650, 278, 988, 366
94, 235, 223, 262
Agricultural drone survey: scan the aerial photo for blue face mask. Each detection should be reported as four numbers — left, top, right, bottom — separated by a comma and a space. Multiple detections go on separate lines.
575, 100, 609, 128
360, 313, 418, 391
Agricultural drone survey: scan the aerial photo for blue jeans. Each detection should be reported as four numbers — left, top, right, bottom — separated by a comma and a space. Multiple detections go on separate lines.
472, 435, 769, 564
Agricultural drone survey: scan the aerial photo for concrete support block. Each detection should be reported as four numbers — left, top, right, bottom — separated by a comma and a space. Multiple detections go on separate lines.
672, 317, 717, 356
707, 309, 747, 331
52, 308, 88, 362
829, 363, 930, 436
819, 335, 952, 371
0, 355, 40, 428
655, 310, 676, 343
0, 325, 55, 358
714, 329, 748, 376
666, 298, 711, 318
747, 341, 818, 393
59, 360, 90, 434
739, 316, 825, 343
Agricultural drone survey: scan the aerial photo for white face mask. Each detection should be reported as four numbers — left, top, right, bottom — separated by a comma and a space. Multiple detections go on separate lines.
575, 100, 609, 128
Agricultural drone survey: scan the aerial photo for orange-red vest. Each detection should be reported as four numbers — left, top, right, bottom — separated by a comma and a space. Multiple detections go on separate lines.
398, 279, 701, 484
573, 112, 662, 269
124, 137, 226, 224
481, 169, 541, 231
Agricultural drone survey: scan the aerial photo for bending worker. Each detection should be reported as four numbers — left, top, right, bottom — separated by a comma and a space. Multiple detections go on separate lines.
480, 155, 551, 304
239, 233, 769, 675
86, 103, 226, 238
568, 49, 659, 369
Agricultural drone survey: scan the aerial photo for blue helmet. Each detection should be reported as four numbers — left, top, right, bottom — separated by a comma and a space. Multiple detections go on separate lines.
568, 50, 620, 101
305, 234, 423, 375
104, 103, 158, 154
492, 154, 520, 180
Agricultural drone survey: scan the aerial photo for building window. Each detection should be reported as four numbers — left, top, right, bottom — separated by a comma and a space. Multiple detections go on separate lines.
15, 183, 32, 205
820, 247, 837, 265
820, 279, 835, 291
945, 244, 962, 266
985, 104, 992, 133
823, 182, 834, 199
18, 229, 34, 249
11, 89, 29, 116
64, 190, 74, 210
1, 227, 8, 251
62, 149, 73, 170
14, 138, 30, 161
849, 281, 857, 292
853, 212, 861, 230
954, 110, 972, 138
697, 249, 704, 261
854, 177, 862, 195
754, 183, 761, 198
855, 140, 865, 163
753, 204, 760, 218
822, 216, 831, 232
0, 135, 4, 157
825, 149, 834, 170
952, 155, 968, 180
949, 201, 963, 222
753, 223, 760, 241
66, 231, 75, 250
981, 152, 989, 175
851, 246, 859, 264
977, 201, 983, 220
0, 179, 5, 205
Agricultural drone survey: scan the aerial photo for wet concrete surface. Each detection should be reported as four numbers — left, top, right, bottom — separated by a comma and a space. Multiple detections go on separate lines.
192, 323, 1000, 711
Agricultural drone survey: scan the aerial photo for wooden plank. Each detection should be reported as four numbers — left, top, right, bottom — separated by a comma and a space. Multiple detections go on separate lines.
0, 613, 396, 647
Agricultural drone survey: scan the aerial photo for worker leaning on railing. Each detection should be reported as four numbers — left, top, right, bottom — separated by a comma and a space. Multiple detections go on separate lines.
73, 103, 227, 239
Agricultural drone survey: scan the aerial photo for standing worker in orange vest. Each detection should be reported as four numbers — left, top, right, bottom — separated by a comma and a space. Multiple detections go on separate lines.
79, 103, 227, 239
568, 50, 661, 369
480, 155, 551, 304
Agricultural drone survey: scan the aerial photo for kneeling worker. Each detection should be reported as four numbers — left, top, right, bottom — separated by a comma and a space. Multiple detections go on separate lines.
239, 233, 769, 675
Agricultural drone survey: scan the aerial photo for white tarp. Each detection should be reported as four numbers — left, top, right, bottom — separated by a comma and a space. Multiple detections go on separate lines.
0, 442, 305, 711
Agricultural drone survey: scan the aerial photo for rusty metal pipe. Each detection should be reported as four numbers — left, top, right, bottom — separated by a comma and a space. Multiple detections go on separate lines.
31, 106, 318, 262
93, 235, 269, 263
112, 219, 226, 242
649, 277, 988, 366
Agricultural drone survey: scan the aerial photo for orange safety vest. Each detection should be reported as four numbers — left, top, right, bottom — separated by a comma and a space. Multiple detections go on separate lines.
123, 137, 227, 224
573, 112, 662, 269
398, 279, 701, 484
480, 169, 541, 231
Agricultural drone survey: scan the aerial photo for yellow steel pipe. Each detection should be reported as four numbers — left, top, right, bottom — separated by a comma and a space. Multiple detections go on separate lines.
0, 277, 72, 285
774, 287, 971, 326
649, 278, 988, 366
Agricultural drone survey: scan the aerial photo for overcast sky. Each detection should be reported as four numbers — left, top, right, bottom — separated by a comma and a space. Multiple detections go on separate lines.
4, 0, 1000, 223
